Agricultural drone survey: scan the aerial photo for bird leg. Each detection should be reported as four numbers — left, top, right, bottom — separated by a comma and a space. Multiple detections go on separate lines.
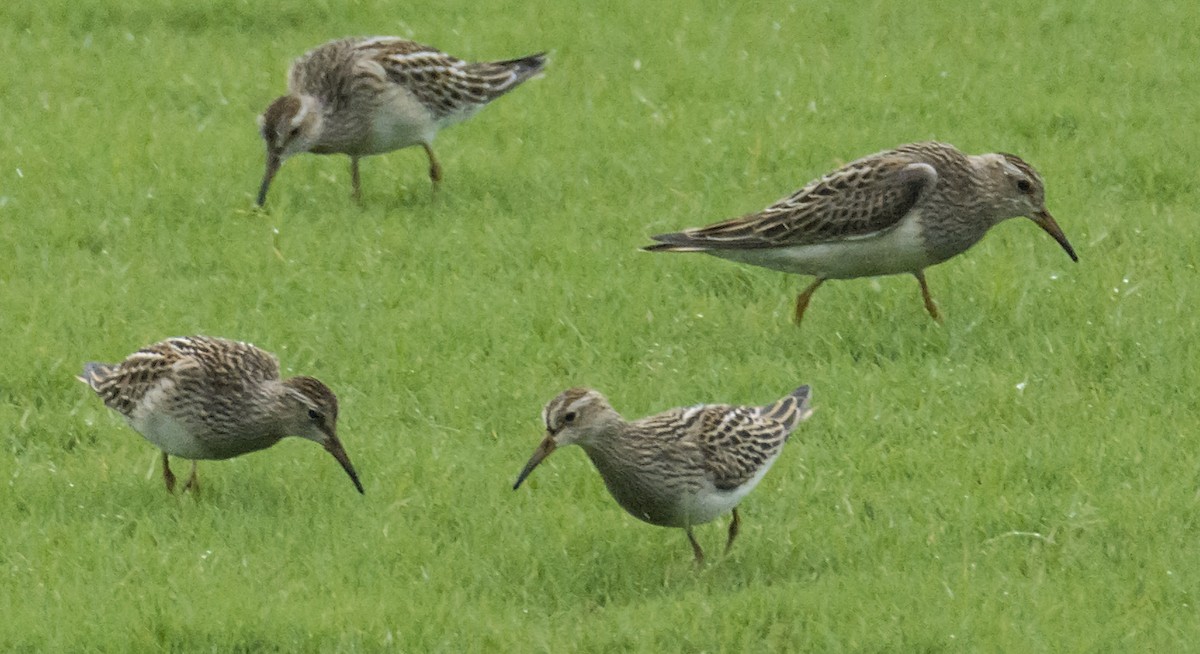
686, 526, 705, 565
422, 143, 443, 189
350, 157, 362, 204
793, 278, 826, 326
161, 452, 176, 494
182, 461, 200, 494
725, 508, 741, 554
914, 271, 942, 322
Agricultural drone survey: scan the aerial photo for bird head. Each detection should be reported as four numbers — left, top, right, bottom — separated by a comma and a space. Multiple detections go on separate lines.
988, 153, 1078, 262
256, 94, 323, 206
282, 376, 364, 494
512, 388, 620, 490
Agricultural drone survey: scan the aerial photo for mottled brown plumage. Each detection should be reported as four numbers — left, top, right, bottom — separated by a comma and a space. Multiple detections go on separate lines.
256, 36, 546, 205
645, 141, 1078, 326
77, 336, 363, 495
513, 386, 813, 563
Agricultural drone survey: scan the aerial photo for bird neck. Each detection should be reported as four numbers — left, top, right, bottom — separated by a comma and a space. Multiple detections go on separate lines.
578, 417, 650, 481
919, 167, 1005, 263
238, 380, 301, 440
573, 413, 627, 458
577, 423, 689, 527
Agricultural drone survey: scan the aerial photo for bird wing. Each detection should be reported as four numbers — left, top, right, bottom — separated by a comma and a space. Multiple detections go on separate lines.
161, 336, 281, 387
83, 342, 182, 416
647, 151, 938, 251
639, 398, 802, 492
351, 38, 522, 118
92, 337, 279, 415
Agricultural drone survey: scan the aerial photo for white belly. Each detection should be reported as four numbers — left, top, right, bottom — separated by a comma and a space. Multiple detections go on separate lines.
126, 379, 212, 459
711, 213, 934, 279
364, 87, 436, 153
128, 411, 212, 460
366, 87, 481, 154
681, 452, 781, 525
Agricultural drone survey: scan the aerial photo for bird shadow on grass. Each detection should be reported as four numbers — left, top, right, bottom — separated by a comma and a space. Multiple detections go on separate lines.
777, 310, 953, 369
516, 525, 837, 610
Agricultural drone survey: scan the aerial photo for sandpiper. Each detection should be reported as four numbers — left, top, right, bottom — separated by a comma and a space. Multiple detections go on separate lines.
513, 386, 813, 564
77, 336, 364, 494
256, 37, 546, 205
645, 141, 1078, 326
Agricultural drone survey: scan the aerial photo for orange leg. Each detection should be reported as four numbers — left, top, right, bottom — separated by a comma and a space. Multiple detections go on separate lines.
914, 270, 942, 322
793, 278, 826, 326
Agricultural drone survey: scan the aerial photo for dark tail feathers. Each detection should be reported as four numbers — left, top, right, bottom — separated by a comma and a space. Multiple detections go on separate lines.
760, 385, 813, 433
469, 52, 547, 96
497, 52, 547, 79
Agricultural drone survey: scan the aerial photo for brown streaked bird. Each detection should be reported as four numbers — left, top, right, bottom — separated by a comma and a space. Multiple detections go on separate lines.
256, 36, 546, 206
513, 386, 813, 564
644, 141, 1078, 326
77, 336, 364, 495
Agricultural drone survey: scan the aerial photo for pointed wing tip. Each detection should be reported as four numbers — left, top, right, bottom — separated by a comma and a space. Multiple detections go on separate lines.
514, 52, 548, 75
642, 234, 710, 253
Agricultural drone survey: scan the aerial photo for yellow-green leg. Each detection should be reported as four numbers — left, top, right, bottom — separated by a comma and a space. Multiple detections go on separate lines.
686, 527, 705, 565
182, 461, 200, 493
725, 508, 741, 554
422, 143, 443, 189
161, 452, 176, 494
350, 157, 362, 203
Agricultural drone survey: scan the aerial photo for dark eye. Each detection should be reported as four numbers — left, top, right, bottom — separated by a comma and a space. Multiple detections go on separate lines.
307, 408, 323, 421
562, 411, 577, 424
1016, 178, 1033, 194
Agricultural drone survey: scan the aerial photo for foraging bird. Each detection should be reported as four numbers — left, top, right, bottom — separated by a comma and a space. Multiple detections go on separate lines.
77, 336, 364, 495
644, 141, 1078, 326
256, 36, 546, 205
514, 386, 813, 563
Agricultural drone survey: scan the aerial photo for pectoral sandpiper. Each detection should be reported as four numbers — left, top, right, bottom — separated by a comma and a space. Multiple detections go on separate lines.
256, 37, 546, 205
513, 386, 813, 564
645, 141, 1078, 326
77, 336, 364, 495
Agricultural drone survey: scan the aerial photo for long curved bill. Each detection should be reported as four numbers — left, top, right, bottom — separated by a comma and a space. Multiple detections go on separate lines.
323, 436, 365, 494
513, 435, 556, 490
1031, 208, 1078, 262
257, 154, 281, 207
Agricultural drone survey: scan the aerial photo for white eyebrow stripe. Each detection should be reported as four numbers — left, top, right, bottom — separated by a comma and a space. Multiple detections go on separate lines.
564, 395, 593, 415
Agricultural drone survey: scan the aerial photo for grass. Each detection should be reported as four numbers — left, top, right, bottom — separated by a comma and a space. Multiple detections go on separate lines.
2, 0, 1198, 650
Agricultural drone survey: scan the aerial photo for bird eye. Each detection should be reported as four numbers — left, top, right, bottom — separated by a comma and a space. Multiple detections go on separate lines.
1016, 178, 1033, 194
562, 411, 577, 424
307, 408, 323, 421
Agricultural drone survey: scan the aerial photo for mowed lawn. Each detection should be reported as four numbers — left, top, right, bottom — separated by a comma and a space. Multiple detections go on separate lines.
2, 0, 1197, 650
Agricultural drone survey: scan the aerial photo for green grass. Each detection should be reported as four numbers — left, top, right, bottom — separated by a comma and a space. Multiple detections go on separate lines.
2, 0, 1198, 650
